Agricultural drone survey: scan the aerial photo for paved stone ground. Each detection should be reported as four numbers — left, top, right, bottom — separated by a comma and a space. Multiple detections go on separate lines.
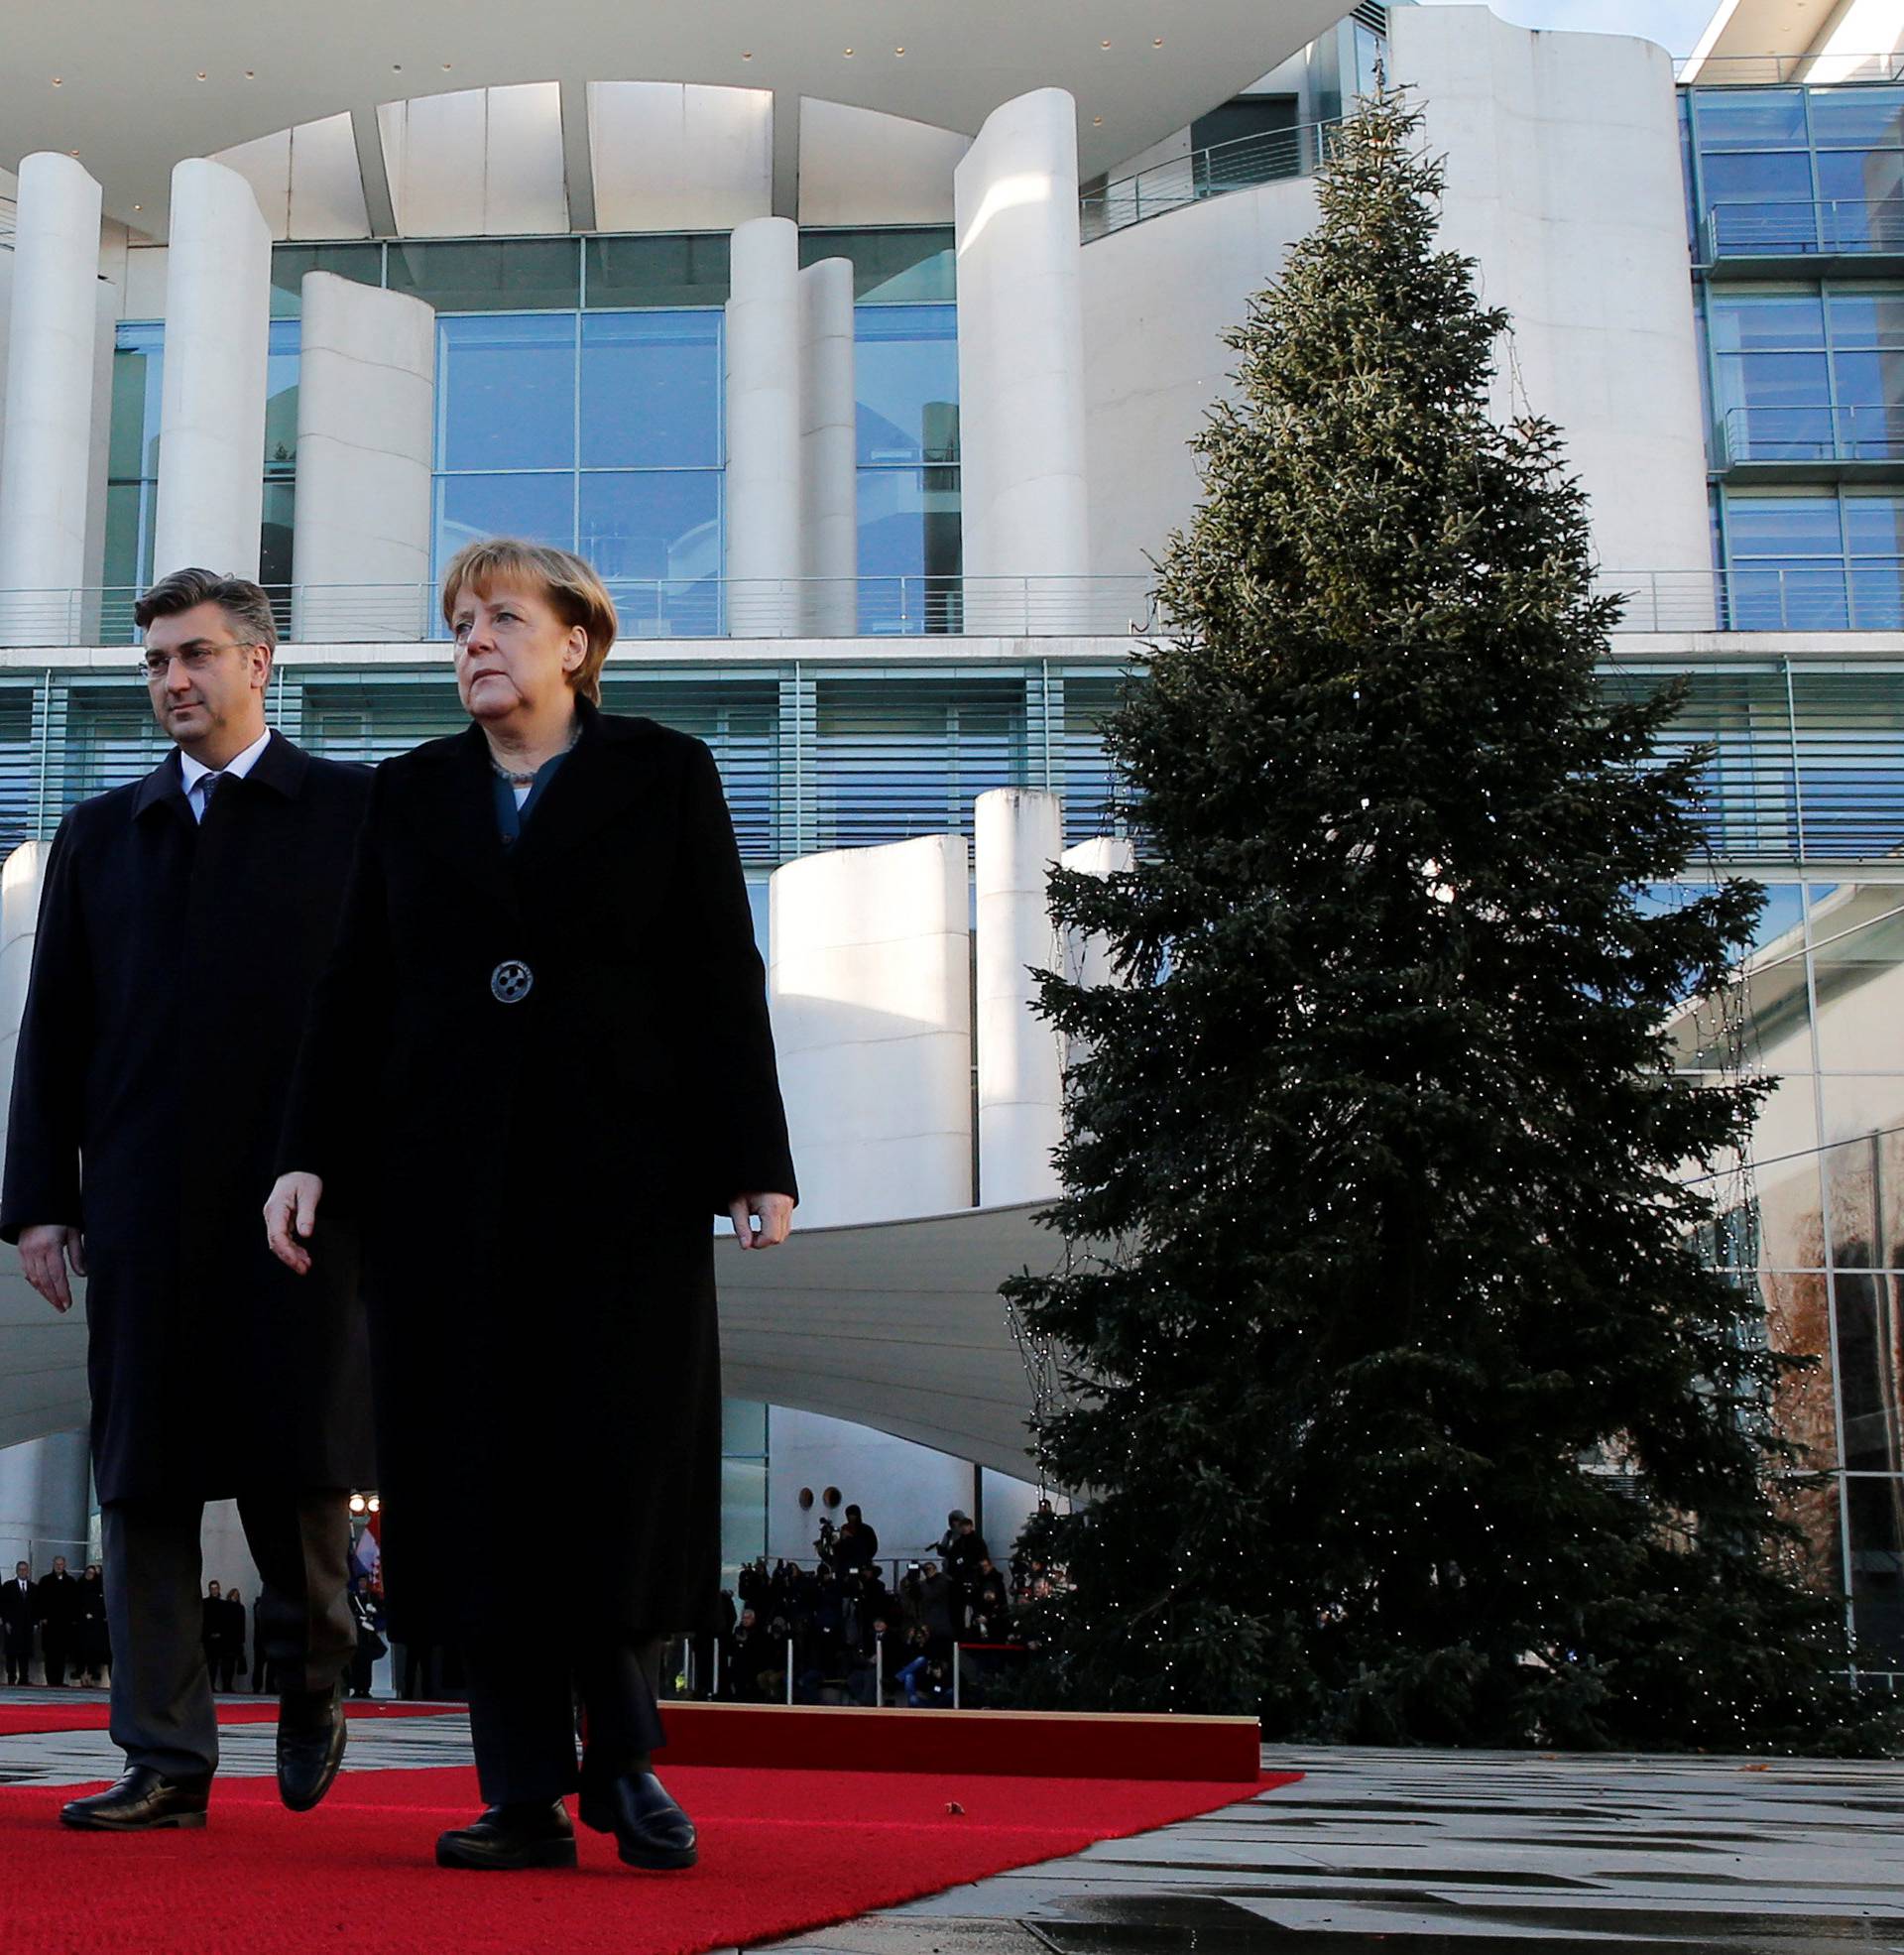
3, 1693, 1901, 1953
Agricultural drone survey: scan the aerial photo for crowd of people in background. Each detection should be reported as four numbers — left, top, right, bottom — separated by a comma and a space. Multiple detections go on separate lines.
0, 1556, 109, 1686
711, 1502, 1065, 1709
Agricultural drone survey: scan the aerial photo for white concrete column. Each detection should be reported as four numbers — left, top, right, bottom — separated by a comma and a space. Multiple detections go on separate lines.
768, 833, 972, 1227
954, 88, 1089, 634
153, 159, 272, 580
725, 215, 801, 637
0, 1431, 91, 1576
0, 155, 103, 647
292, 272, 436, 643
799, 256, 857, 638
1059, 834, 1135, 1078
975, 789, 1065, 1205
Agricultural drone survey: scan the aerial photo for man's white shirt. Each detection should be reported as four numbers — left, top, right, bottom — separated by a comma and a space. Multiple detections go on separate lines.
179, 727, 274, 824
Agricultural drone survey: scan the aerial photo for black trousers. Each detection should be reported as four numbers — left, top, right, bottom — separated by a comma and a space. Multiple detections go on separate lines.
42, 1629, 70, 1685
2, 1625, 30, 1684
466, 1634, 667, 1806
103, 1492, 356, 1779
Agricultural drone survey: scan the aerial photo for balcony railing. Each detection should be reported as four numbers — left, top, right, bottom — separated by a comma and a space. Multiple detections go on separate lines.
1717, 404, 1904, 469
1677, 52, 1904, 84
1081, 118, 1343, 243
1702, 197, 1904, 263
0, 575, 1163, 650
0, 569, 1901, 648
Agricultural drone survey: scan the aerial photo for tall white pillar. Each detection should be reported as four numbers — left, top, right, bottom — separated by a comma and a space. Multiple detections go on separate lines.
725, 215, 801, 637
293, 272, 436, 643
954, 88, 1089, 634
153, 159, 272, 581
799, 256, 857, 639
0, 155, 103, 647
0, 1431, 91, 1576
975, 789, 1065, 1205
768, 833, 972, 1227
1058, 834, 1135, 1079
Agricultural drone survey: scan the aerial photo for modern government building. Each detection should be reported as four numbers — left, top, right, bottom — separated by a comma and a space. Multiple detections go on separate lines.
1, 0, 1903, 1673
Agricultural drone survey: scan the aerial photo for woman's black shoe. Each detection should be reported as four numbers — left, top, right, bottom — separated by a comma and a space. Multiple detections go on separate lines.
435, 1799, 577, 1871
60, 1766, 211, 1830
579, 1770, 697, 1870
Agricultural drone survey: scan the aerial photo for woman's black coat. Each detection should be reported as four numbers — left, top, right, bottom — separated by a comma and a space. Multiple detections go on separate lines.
280, 700, 796, 1645
0, 737, 376, 1505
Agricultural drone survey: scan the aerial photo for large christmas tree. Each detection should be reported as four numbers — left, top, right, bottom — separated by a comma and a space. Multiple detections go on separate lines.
1005, 91, 1889, 1752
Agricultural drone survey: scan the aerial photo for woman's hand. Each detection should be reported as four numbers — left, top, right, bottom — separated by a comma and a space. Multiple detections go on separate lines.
265, 1172, 325, 1275
729, 1192, 794, 1250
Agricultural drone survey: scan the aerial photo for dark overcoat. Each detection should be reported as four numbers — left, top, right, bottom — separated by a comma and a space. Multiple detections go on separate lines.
0, 735, 376, 1506
279, 701, 796, 1646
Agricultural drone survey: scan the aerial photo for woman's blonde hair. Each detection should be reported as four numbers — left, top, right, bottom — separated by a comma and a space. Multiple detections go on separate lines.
439, 539, 619, 705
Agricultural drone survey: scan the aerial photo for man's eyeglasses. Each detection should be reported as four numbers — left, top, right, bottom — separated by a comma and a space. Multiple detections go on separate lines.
138, 642, 259, 682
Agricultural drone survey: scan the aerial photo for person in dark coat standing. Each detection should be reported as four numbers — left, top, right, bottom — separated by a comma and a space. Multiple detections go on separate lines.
1, 568, 375, 1831
77, 1564, 110, 1686
267, 539, 796, 1878
36, 1556, 81, 1685
2, 1561, 36, 1683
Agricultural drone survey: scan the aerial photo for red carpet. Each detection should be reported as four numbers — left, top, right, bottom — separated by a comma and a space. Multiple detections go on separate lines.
0, 1763, 1299, 1955
0, 1700, 453, 1738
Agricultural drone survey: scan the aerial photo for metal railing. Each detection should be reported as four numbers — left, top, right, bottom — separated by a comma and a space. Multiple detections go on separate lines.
0, 575, 1161, 650
6, 569, 1904, 652
1081, 117, 1343, 243
1703, 196, 1904, 261
1678, 52, 1904, 84
1717, 404, 1904, 468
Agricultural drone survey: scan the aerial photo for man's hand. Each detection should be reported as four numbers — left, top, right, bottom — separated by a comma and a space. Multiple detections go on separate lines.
18, 1225, 85, 1314
264, 1172, 325, 1276
729, 1192, 794, 1250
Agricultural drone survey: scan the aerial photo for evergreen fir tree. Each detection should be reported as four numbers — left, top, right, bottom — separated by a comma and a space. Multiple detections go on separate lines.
1004, 90, 1892, 1752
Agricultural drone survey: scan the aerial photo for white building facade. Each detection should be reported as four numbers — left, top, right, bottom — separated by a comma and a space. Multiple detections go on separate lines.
1, 0, 1903, 1662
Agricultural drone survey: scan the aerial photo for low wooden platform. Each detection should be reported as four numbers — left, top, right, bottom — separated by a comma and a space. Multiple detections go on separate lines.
654, 1702, 1262, 1781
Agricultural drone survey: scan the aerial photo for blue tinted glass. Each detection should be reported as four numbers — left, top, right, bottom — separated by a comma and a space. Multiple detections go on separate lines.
109, 323, 165, 481
1828, 289, 1904, 345
1809, 87, 1904, 149
437, 314, 576, 472
856, 305, 959, 465
579, 311, 721, 469
1702, 151, 1815, 203
434, 472, 574, 567
265, 318, 299, 478
1708, 292, 1824, 351
1849, 560, 1904, 626
1694, 89, 1809, 150
1844, 493, 1904, 554
1726, 494, 1844, 555
857, 466, 962, 633
578, 471, 722, 636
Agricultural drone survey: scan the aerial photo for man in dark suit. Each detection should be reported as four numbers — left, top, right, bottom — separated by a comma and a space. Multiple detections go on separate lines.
1, 568, 375, 1831
36, 1556, 80, 1685
1, 1561, 36, 1683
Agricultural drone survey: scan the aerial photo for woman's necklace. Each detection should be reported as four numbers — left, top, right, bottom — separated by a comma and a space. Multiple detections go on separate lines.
487, 717, 582, 788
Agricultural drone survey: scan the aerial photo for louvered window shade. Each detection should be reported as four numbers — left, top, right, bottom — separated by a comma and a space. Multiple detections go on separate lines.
814, 677, 1026, 849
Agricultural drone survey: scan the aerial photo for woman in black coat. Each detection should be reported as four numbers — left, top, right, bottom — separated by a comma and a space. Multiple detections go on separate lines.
266, 539, 796, 1875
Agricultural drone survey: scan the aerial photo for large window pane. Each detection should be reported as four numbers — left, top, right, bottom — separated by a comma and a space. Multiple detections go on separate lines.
1817, 147, 1904, 209
434, 472, 574, 564
107, 324, 164, 482
579, 311, 721, 469
390, 239, 580, 313
1702, 150, 1815, 204
437, 314, 577, 472
855, 305, 959, 465
584, 234, 730, 309
1726, 493, 1844, 555
264, 318, 299, 479
799, 227, 956, 304
1709, 291, 1826, 352
1844, 493, 1904, 555
1846, 1475, 1904, 1664
1828, 288, 1904, 346
857, 466, 963, 634
271, 243, 383, 318
1811, 86, 1904, 148
1694, 88, 1810, 150
578, 471, 722, 636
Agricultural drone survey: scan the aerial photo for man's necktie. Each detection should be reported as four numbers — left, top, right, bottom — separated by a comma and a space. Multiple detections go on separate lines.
196, 772, 224, 822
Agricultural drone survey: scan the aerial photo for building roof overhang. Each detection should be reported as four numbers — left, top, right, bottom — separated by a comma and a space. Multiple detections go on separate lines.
3, 0, 1355, 236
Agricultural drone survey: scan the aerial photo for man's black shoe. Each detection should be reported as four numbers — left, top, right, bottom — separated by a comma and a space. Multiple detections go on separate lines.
60, 1766, 210, 1831
579, 1770, 697, 1870
435, 1800, 577, 1871
277, 1681, 346, 1812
